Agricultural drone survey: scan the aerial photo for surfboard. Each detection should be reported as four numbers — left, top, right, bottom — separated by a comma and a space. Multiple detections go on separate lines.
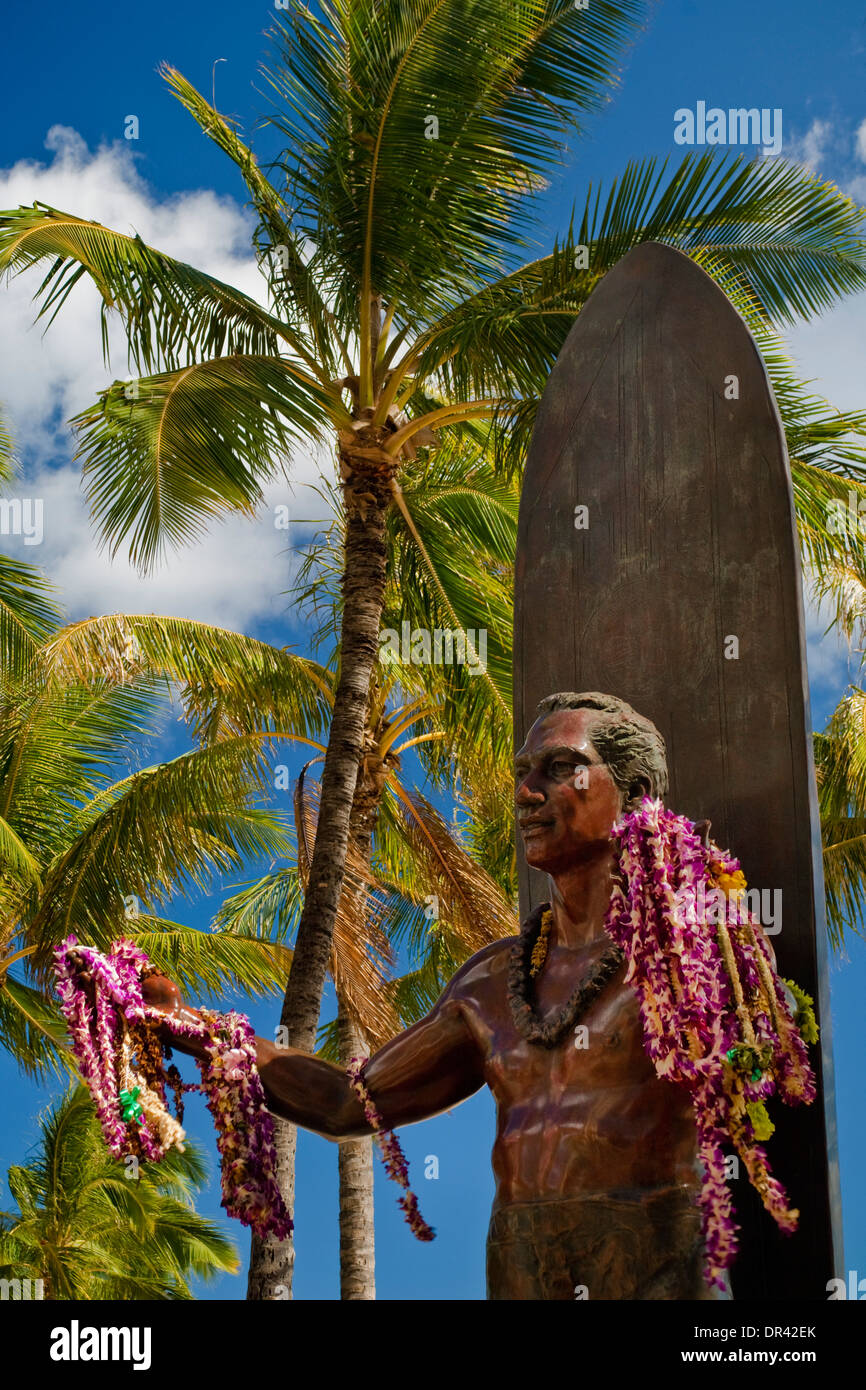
513, 240, 842, 1300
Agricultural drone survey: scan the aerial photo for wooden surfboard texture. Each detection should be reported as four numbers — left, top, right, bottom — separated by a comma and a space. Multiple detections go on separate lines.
514, 241, 842, 1300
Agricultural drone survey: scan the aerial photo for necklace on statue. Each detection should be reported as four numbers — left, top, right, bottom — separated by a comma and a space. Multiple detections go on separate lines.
507, 906, 625, 1049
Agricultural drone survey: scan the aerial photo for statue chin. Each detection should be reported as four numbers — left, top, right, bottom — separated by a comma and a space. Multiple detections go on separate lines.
522, 841, 557, 874
520, 830, 549, 867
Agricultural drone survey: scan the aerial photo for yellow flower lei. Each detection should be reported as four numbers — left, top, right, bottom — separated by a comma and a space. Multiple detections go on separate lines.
529, 908, 553, 977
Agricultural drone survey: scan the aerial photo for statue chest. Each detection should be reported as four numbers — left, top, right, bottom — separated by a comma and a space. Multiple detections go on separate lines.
480, 962, 655, 1102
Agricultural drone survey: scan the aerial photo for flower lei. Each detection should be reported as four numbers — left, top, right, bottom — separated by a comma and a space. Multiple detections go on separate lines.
347, 1056, 434, 1242
603, 798, 817, 1290
54, 936, 292, 1242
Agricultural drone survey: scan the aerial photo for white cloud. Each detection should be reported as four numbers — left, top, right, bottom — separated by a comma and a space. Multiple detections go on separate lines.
783, 117, 834, 172
843, 173, 866, 204
775, 113, 866, 200
0, 126, 335, 632
0, 460, 332, 629
788, 289, 866, 417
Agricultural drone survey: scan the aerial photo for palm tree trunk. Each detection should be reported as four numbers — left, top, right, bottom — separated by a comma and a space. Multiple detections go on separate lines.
336, 1001, 376, 1299
246, 459, 391, 1299
282, 466, 391, 1044
246, 1121, 296, 1300
334, 775, 382, 1302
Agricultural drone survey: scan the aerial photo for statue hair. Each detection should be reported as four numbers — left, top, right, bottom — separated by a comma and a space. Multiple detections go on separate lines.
535, 691, 669, 804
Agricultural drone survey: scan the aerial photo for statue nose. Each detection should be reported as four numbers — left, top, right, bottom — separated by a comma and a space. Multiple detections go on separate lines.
516, 778, 544, 803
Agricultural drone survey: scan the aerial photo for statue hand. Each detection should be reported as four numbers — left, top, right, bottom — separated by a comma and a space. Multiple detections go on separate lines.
141, 972, 186, 1019
141, 973, 211, 1060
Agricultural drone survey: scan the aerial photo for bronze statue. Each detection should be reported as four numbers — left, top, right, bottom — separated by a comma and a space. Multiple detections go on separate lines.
145, 691, 757, 1299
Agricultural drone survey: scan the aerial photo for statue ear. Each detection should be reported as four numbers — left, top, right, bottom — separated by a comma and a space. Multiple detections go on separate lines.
626, 778, 650, 806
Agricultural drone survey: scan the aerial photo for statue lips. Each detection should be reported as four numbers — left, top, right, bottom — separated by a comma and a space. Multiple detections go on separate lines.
519, 816, 555, 841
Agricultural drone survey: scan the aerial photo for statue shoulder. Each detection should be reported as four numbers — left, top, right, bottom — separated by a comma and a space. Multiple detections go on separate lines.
439, 935, 518, 1005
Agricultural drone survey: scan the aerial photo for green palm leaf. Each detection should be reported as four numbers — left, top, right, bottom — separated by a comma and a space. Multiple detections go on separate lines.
0, 815, 42, 887
815, 692, 866, 947
129, 917, 292, 1002
41, 612, 331, 746
29, 736, 291, 963
0, 407, 15, 483
71, 356, 336, 570
0, 973, 71, 1078
403, 152, 866, 412
160, 63, 346, 379
0, 203, 295, 372
264, 0, 643, 333
0, 1084, 239, 1299
0, 679, 162, 870
0, 556, 62, 679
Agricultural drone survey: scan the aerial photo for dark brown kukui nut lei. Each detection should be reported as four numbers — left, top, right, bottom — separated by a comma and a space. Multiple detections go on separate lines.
508, 906, 625, 1048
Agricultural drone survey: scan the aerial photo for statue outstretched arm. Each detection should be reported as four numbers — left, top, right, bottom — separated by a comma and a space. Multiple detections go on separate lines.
141, 970, 486, 1142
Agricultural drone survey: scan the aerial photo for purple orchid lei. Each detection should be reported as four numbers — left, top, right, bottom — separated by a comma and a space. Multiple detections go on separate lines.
604, 798, 816, 1290
54, 936, 292, 1242
347, 1056, 435, 1242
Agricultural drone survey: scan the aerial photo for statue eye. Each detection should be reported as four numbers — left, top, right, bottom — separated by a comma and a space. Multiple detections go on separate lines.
551, 760, 576, 776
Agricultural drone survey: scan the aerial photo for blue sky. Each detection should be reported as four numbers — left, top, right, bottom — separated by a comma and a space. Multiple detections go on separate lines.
1, 0, 865, 1300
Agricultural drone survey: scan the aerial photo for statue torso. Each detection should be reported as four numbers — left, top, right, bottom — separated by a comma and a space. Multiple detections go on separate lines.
449, 920, 702, 1209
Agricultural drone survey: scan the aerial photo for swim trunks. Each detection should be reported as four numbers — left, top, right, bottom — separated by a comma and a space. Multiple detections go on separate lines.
486, 1183, 729, 1300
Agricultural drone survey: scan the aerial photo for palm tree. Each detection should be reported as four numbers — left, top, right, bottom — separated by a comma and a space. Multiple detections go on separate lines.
29, 575, 509, 1298
4, 1, 866, 1294
0, 571, 326, 1073
814, 689, 866, 950
211, 641, 517, 1298
0, 1083, 238, 1298
202, 436, 517, 1295
302, 431, 519, 876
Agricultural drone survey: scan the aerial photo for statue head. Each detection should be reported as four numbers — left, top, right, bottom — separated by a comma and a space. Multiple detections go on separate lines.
515, 692, 668, 875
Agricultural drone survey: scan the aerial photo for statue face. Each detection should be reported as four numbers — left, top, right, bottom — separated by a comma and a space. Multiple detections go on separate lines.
514, 709, 625, 875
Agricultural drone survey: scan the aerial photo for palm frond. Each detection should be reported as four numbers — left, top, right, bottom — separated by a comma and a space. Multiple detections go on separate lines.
0, 1083, 239, 1298
294, 767, 399, 1048
160, 63, 344, 379
400, 151, 866, 414
0, 407, 15, 482
0, 555, 62, 679
0, 679, 163, 870
579, 152, 866, 325
815, 692, 866, 947
379, 781, 516, 953
71, 356, 337, 571
126, 917, 292, 1003
0, 974, 72, 1079
0, 814, 42, 888
263, 0, 643, 323
0, 202, 295, 372
41, 612, 331, 746
213, 867, 303, 944
29, 736, 291, 965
